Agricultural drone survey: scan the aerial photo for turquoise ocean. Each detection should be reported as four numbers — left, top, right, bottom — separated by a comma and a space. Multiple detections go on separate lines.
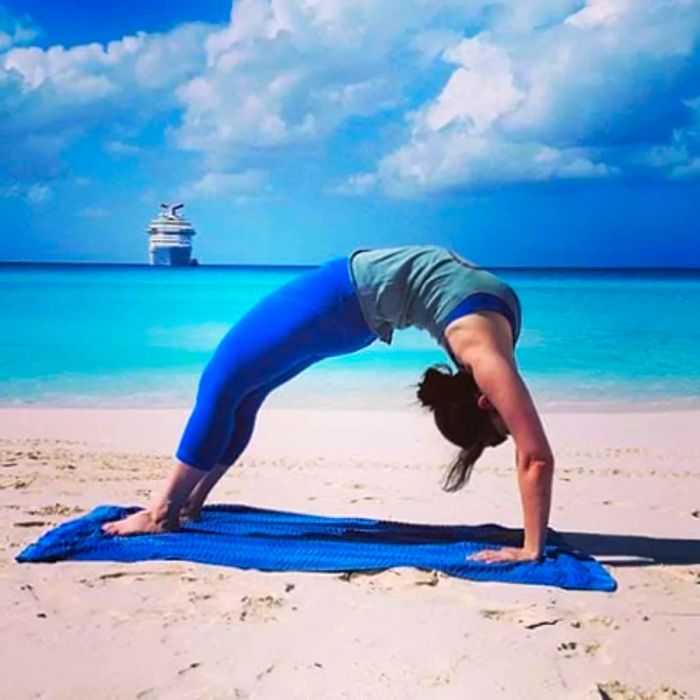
2, 264, 699, 411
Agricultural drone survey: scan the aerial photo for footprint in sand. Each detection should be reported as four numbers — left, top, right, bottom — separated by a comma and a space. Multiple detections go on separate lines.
596, 680, 690, 699
575, 614, 620, 630
78, 569, 186, 587
336, 568, 438, 590
237, 595, 287, 623
479, 608, 511, 621
3, 478, 36, 490
56, 463, 77, 471
557, 641, 579, 658
657, 567, 700, 586
337, 569, 390, 584
479, 605, 567, 630
26, 503, 84, 517
423, 653, 469, 688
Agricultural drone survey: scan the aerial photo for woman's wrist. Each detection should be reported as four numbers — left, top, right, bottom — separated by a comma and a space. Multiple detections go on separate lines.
522, 534, 545, 558
522, 545, 544, 560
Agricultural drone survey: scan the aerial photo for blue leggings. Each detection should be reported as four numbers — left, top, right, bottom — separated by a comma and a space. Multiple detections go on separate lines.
176, 257, 377, 471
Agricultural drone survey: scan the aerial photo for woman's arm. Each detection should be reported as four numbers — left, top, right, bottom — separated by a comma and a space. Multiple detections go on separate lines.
469, 350, 554, 560
446, 315, 554, 562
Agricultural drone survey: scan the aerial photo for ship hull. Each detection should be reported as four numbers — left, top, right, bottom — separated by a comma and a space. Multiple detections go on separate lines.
149, 246, 193, 266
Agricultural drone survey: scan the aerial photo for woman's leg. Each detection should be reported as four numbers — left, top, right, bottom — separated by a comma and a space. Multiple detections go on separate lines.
102, 459, 206, 535
103, 257, 376, 535
182, 356, 318, 519
175, 256, 375, 472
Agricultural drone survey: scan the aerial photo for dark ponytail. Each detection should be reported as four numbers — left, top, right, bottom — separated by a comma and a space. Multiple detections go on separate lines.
416, 363, 506, 492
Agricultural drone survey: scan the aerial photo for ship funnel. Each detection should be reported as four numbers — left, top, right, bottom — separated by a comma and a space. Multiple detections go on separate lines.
160, 202, 185, 219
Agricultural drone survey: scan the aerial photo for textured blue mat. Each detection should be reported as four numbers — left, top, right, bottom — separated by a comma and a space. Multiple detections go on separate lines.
16, 504, 616, 591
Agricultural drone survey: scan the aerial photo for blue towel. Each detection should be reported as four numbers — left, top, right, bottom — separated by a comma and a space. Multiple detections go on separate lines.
16, 504, 616, 592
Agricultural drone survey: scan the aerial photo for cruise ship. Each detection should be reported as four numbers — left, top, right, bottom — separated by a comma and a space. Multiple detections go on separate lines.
146, 203, 198, 266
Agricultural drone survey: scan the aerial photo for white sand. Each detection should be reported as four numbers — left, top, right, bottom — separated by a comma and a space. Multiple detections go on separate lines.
0, 406, 698, 699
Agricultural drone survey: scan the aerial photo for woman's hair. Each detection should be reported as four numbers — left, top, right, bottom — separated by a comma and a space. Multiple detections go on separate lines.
415, 363, 507, 492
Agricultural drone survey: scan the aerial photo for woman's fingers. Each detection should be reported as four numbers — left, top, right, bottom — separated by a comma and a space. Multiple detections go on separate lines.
469, 548, 507, 563
468, 547, 539, 563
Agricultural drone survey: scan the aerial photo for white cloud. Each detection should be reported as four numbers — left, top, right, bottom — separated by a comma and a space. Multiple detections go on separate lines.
171, 1, 486, 164
0, 22, 211, 180
422, 39, 523, 134
565, 0, 631, 28
104, 140, 142, 156
0, 182, 53, 204
670, 157, 700, 180
330, 171, 378, 196
78, 206, 111, 219
372, 135, 615, 197
2, 0, 700, 199
26, 183, 52, 203
172, 0, 700, 195
492, 1, 586, 32
0, 8, 39, 51
341, 0, 700, 195
0, 184, 20, 197
25, 183, 53, 204
178, 170, 268, 198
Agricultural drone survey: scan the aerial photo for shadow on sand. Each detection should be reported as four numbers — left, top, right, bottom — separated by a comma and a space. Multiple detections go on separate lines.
189, 505, 700, 568
557, 530, 700, 567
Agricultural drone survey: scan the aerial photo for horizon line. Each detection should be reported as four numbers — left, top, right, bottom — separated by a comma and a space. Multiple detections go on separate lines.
1, 259, 700, 273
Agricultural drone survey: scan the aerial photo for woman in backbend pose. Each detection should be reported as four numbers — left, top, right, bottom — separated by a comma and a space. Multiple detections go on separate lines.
103, 245, 554, 563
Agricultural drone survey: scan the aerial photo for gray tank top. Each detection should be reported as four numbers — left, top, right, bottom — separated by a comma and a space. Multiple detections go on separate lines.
348, 245, 521, 350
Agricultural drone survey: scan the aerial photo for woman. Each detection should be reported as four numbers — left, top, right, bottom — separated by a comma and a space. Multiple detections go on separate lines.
103, 245, 554, 564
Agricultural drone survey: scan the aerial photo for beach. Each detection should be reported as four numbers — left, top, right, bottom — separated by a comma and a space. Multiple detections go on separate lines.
2, 262, 699, 698
1, 405, 698, 699
4, 0, 700, 696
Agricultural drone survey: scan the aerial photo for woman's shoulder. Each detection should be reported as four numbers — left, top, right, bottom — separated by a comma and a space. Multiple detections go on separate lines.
353, 244, 468, 269
351, 243, 450, 256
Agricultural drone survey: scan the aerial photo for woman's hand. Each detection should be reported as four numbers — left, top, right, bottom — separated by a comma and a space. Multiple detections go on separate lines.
468, 547, 542, 564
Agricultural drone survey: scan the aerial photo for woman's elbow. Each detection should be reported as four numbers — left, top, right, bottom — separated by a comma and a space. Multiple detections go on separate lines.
520, 450, 555, 474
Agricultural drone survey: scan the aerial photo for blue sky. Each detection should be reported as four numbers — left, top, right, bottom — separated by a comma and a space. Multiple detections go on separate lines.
1, 0, 699, 267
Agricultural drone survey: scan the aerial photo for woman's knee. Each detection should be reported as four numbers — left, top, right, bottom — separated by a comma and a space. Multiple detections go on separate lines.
217, 388, 268, 465
196, 356, 257, 409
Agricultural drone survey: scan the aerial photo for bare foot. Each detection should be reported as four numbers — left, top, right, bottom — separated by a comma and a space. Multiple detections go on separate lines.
102, 509, 175, 536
